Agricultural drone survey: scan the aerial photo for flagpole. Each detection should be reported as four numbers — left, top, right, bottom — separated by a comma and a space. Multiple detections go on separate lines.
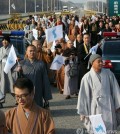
9, 0, 10, 14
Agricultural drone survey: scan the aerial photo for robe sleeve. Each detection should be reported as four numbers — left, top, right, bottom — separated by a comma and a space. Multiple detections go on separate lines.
77, 74, 92, 116
41, 62, 52, 101
5, 108, 16, 133
43, 111, 55, 134
109, 70, 120, 110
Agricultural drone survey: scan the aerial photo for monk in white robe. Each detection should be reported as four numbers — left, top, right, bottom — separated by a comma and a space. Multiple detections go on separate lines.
77, 54, 120, 133
5, 78, 55, 134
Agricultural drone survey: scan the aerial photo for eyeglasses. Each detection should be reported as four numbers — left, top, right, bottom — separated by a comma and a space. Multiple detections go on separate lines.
15, 93, 30, 100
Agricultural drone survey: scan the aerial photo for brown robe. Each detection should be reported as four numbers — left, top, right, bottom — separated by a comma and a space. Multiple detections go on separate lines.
5, 103, 55, 134
56, 65, 65, 93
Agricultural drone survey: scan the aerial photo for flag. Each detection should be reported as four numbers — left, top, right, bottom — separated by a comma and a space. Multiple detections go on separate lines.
89, 44, 98, 54
65, 34, 69, 42
4, 45, 17, 74
32, 29, 38, 40
11, 3, 15, 10
45, 25, 63, 43
51, 41, 56, 52
89, 114, 106, 134
73, 40, 76, 48
82, 29, 86, 34
50, 55, 64, 70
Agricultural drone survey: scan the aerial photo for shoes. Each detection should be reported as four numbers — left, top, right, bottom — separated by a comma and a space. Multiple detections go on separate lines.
0, 103, 3, 108
0, 96, 5, 103
60, 91, 63, 94
75, 93, 78, 97
65, 95, 71, 99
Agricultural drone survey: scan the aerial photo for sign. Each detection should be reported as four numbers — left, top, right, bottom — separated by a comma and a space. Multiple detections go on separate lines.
109, 0, 120, 16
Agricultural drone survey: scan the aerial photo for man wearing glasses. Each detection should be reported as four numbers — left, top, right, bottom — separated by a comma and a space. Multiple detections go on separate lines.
5, 78, 55, 134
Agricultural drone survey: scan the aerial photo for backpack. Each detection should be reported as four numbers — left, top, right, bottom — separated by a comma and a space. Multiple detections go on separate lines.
67, 63, 78, 77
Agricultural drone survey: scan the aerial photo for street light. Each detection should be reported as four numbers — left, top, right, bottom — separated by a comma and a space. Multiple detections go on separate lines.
9, 0, 10, 14
25, 0, 26, 13
42, 0, 43, 12
35, 0, 36, 13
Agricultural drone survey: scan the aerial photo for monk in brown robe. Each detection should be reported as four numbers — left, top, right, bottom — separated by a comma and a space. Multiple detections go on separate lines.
54, 44, 65, 94
5, 78, 55, 134
0, 110, 7, 134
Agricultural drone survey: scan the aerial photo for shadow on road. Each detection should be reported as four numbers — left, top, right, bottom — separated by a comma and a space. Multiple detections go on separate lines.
55, 128, 77, 134
51, 109, 78, 117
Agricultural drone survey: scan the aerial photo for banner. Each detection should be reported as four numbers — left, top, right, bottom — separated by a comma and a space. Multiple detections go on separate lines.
32, 29, 38, 40
50, 55, 64, 70
89, 114, 106, 134
4, 45, 17, 74
45, 25, 63, 43
89, 44, 98, 54
11, 3, 15, 10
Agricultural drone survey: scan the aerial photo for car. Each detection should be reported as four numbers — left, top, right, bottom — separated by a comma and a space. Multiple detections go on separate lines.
102, 32, 120, 85
0, 30, 30, 59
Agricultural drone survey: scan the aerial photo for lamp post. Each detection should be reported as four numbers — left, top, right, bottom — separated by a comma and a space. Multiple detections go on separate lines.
47, 0, 48, 11
25, 0, 26, 13
42, 0, 43, 12
51, 0, 52, 11
35, 0, 36, 13
9, 0, 10, 14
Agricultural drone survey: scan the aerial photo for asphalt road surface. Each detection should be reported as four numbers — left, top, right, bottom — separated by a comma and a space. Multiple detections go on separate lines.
1, 86, 120, 134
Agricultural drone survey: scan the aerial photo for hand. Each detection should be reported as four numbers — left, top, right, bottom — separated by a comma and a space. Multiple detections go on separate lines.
80, 115, 85, 121
16, 65, 22, 72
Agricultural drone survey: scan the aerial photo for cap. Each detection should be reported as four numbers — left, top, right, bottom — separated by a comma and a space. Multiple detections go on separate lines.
89, 54, 101, 65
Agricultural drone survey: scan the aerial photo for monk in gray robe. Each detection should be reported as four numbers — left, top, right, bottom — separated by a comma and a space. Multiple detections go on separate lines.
0, 36, 18, 106
77, 54, 120, 133
17, 45, 52, 107
5, 78, 55, 134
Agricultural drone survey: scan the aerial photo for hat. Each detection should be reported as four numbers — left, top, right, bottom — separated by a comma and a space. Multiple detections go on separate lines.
2, 36, 10, 43
89, 54, 101, 65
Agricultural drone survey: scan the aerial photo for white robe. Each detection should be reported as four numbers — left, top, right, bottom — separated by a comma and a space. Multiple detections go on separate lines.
77, 68, 120, 133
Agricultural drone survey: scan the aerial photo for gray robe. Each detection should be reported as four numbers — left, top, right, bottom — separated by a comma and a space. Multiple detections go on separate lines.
20, 59, 52, 107
0, 45, 18, 95
64, 57, 78, 96
77, 68, 120, 133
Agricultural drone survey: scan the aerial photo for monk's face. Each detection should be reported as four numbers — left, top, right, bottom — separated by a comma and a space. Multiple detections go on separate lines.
2, 39, 9, 48
92, 58, 103, 71
26, 46, 36, 60
83, 34, 90, 45
67, 40, 73, 48
32, 41, 42, 52
14, 87, 34, 109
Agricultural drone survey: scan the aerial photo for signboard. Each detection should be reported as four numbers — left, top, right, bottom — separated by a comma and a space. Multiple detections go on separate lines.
109, 0, 120, 16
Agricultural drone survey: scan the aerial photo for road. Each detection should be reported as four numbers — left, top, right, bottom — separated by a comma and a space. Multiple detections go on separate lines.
1, 86, 120, 134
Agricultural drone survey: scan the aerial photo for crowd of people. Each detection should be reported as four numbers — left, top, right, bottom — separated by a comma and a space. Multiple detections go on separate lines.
0, 13, 120, 133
